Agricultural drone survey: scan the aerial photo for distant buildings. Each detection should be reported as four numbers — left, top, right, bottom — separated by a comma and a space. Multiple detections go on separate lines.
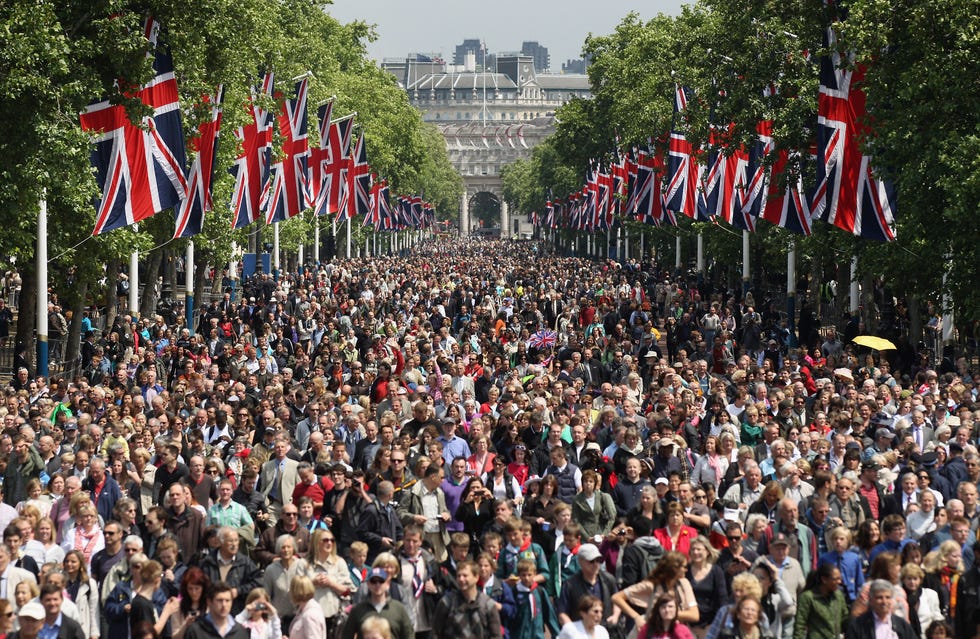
520, 41, 550, 73
380, 41, 592, 237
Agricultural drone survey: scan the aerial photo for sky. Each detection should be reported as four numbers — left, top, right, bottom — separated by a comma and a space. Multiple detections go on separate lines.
325, 0, 688, 71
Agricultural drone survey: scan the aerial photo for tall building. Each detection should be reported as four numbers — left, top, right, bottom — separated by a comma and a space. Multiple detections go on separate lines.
562, 57, 590, 75
520, 41, 550, 73
453, 39, 483, 66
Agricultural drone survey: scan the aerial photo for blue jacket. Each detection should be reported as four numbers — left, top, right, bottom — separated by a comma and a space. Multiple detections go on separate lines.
819, 549, 865, 602
83, 475, 122, 524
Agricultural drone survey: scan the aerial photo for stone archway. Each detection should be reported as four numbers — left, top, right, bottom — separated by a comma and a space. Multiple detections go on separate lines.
459, 176, 509, 236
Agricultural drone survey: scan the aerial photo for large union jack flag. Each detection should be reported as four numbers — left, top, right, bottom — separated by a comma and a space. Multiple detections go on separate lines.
343, 132, 371, 222
79, 18, 187, 236
229, 72, 274, 229
664, 85, 703, 221
742, 120, 813, 236
698, 125, 754, 231
321, 115, 355, 218
265, 75, 311, 224
636, 146, 673, 227
811, 24, 896, 241
174, 86, 223, 239
307, 100, 333, 212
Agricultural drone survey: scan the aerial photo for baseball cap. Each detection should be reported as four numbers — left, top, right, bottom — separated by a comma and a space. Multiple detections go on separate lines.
578, 544, 602, 562
875, 428, 895, 440
368, 567, 388, 582
770, 532, 791, 547
18, 602, 45, 620
654, 477, 669, 486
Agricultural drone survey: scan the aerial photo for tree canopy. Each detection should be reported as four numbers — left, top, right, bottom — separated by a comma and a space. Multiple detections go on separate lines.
501, 0, 980, 325
0, 0, 460, 325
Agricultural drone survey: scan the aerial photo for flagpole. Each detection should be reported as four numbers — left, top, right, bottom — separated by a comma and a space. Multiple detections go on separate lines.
273, 221, 280, 275
742, 230, 750, 296
314, 218, 320, 263
186, 240, 194, 329
787, 240, 797, 347
298, 242, 304, 268
129, 226, 139, 316
640, 232, 645, 262
849, 256, 859, 316
675, 236, 681, 272
36, 195, 48, 378
346, 217, 351, 258
696, 233, 704, 274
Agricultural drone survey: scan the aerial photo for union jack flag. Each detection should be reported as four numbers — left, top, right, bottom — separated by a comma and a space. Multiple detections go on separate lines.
229, 72, 274, 229
664, 85, 702, 221
265, 75, 311, 224
742, 120, 813, 235
307, 100, 333, 211
343, 132, 371, 222
174, 86, 223, 239
80, 18, 187, 236
636, 146, 672, 226
321, 115, 354, 218
698, 124, 754, 231
811, 23, 896, 241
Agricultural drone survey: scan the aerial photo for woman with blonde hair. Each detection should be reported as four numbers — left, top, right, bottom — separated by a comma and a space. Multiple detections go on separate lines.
63, 549, 100, 639
902, 563, 943, 639
308, 528, 354, 638
288, 575, 326, 639
687, 536, 729, 638
922, 540, 963, 618
60, 503, 104, 569
705, 573, 773, 639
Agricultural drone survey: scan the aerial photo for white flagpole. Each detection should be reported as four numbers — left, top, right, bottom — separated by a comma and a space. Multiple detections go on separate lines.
314, 218, 320, 263
37, 195, 48, 377
186, 240, 194, 329
129, 225, 139, 316
742, 230, 750, 295
273, 222, 280, 273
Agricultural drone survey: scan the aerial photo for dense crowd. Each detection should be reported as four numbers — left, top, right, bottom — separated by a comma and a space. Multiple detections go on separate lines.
0, 239, 978, 639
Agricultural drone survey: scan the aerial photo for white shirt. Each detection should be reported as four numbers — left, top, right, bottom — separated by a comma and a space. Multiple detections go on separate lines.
557, 620, 610, 639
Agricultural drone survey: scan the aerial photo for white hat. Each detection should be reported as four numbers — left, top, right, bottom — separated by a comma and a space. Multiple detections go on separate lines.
18, 602, 45, 620
578, 544, 602, 562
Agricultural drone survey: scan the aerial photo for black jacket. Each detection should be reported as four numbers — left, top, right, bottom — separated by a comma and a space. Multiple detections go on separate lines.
183, 615, 250, 639
845, 612, 917, 639
199, 552, 263, 614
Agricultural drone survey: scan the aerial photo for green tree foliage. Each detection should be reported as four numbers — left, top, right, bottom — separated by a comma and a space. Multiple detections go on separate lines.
504, 0, 980, 324
0, 0, 459, 330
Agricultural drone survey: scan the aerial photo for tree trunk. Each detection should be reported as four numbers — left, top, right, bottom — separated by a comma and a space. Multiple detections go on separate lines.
908, 294, 923, 349
165, 247, 177, 301
139, 248, 165, 319
193, 261, 209, 334
104, 259, 119, 329
861, 272, 875, 333
64, 281, 88, 365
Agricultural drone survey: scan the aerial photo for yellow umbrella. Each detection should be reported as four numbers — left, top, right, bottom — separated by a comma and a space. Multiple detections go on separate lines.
852, 335, 897, 351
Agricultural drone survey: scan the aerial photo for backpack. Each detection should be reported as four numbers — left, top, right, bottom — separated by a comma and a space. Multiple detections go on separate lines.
640, 543, 664, 579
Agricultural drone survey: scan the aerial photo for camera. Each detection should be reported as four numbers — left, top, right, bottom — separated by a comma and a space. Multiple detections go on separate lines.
254, 603, 268, 611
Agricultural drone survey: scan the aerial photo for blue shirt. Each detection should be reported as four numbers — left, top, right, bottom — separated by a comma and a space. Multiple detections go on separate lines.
438, 434, 471, 466
868, 538, 912, 563
39, 612, 62, 639
819, 549, 865, 601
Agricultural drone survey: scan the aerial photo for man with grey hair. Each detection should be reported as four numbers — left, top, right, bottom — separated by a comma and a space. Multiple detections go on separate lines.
99, 534, 143, 604
199, 526, 261, 615
724, 460, 764, 518
846, 579, 916, 639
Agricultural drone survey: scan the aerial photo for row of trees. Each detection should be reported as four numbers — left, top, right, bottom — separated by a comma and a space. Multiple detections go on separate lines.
0, 0, 462, 357
501, 0, 980, 336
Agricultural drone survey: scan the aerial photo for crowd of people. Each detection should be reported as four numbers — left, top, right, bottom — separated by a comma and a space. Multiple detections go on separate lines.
0, 238, 977, 639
